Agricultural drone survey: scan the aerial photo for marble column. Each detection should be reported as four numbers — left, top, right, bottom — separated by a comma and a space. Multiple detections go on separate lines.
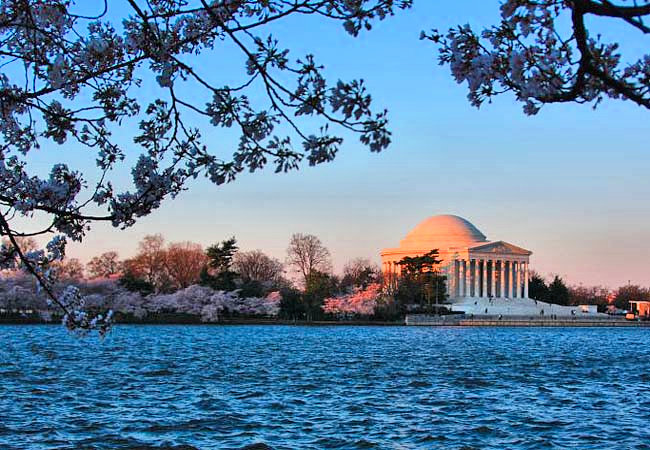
453, 260, 458, 297
524, 262, 529, 298
481, 259, 487, 297
507, 261, 513, 298
500, 260, 505, 298
514, 261, 520, 298
473, 259, 479, 297
456, 260, 461, 297
461, 260, 467, 297
490, 260, 496, 297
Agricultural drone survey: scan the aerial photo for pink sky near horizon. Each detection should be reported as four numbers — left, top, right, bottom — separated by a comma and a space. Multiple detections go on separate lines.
59, 155, 649, 289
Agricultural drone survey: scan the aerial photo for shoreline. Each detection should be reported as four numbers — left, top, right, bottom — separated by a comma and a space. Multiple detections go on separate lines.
414, 319, 650, 327
2, 316, 650, 327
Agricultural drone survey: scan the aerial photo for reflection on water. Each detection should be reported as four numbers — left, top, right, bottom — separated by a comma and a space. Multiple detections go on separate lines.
1, 325, 649, 449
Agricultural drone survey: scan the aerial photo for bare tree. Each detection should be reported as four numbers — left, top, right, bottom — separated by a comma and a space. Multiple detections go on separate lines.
613, 284, 650, 309
87, 251, 122, 278
233, 250, 284, 284
123, 234, 167, 290
164, 242, 208, 289
52, 258, 85, 281
286, 233, 332, 287
342, 257, 381, 289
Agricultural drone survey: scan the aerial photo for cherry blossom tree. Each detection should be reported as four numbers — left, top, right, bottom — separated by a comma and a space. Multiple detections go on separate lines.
0, 0, 409, 334
323, 282, 381, 317
1, 237, 37, 256
424, 0, 650, 115
0, 272, 45, 311
144, 284, 282, 320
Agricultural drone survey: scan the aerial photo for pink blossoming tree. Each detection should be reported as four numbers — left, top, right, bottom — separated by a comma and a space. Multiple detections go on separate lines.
323, 282, 382, 317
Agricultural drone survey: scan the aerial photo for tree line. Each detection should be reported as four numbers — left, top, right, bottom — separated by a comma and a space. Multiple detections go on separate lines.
528, 272, 650, 311
0, 233, 387, 323
1, 235, 647, 323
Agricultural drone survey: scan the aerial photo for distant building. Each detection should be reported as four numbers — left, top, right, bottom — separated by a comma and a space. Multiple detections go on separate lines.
629, 301, 650, 318
381, 214, 532, 300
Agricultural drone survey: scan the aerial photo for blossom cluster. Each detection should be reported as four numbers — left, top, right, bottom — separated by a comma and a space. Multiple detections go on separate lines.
0, 275, 282, 325
423, 0, 650, 114
323, 283, 382, 316
144, 284, 281, 321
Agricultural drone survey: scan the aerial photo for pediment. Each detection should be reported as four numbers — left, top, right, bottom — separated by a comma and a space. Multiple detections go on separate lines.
468, 240, 532, 256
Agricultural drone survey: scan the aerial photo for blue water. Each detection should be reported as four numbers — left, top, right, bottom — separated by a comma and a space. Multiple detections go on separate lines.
1, 325, 650, 449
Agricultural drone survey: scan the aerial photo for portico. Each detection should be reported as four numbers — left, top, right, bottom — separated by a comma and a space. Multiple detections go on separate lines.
381, 215, 533, 301
450, 241, 531, 300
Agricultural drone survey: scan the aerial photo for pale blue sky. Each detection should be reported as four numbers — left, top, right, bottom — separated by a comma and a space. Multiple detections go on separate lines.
34, 1, 649, 287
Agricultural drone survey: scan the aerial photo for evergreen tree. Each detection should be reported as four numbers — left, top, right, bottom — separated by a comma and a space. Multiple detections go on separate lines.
394, 249, 448, 313
201, 238, 239, 291
548, 276, 570, 306
528, 274, 550, 302
303, 271, 339, 321
206, 238, 238, 273
278, 288, 306, 321
118, 271, 154, 296
398, 249, 442, 275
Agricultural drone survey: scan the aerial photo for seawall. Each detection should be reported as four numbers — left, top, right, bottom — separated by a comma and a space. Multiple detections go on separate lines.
406, 314, 650, 327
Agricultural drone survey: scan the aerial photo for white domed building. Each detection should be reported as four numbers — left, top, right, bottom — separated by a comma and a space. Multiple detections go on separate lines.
381, 215, 532, 301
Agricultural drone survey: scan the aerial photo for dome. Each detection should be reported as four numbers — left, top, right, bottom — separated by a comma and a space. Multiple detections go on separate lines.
400, 215, 487, 250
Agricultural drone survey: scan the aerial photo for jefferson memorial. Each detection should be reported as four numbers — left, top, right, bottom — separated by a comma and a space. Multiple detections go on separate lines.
381, 215, 532, 301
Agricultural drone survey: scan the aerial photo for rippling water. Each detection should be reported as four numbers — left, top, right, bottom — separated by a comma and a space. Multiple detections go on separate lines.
1, 325, 650, 449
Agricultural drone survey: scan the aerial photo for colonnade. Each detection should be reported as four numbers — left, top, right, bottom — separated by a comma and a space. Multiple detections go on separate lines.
382, 257, 529, 299
452, 258, 528, 299
382, 261, 402, 277
381, 260, 402, 289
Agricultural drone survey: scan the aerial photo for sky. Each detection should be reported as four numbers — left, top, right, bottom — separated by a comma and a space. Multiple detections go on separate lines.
25, 1, 650, 288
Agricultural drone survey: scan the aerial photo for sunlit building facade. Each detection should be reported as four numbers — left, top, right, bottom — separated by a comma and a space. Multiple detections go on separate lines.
381, 215, 532, 300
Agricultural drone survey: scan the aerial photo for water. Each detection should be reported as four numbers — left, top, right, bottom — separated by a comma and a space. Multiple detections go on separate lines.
1, 325, 649, 449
